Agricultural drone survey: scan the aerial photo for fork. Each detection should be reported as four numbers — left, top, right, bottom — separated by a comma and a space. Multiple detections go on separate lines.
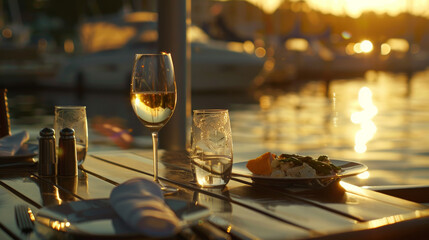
14, 204, 34, 234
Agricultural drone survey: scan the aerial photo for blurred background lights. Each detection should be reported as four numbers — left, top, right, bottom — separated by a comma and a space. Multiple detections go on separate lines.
341, 31, 351, 39
386, 38, 409, 52
243, 40, 255, 54
345, 43, 355, 55
255, 47, 266, 58
381, 43, 392, 55
353, 43, 362, 53
226, 42, 245, 53
64, 39, 75, 54
285, 38, 309, 52
263, 58, 275, 71
351, 40, 373, 54
2, 28, 12, 38
360, 40, 373, 53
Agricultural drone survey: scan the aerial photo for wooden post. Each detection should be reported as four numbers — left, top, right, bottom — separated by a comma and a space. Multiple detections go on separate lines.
158, 0, 191, 150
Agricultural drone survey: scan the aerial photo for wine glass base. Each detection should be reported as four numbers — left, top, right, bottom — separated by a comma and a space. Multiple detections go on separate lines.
161, 185, 179, 195
156, 179, 179, 195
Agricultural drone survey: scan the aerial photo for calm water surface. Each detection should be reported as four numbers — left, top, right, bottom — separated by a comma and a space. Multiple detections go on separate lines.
231, 70, 429, 187
8, 70, 429, 187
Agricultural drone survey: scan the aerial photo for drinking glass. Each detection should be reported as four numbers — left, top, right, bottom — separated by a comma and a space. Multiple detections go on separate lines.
130, 53, 177, 193
190, 109, 233, 188
54, 106, 88, 165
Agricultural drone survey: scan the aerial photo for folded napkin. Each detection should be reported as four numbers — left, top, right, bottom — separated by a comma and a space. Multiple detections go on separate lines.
109, 178, 181, 238
0, 131, 30, 156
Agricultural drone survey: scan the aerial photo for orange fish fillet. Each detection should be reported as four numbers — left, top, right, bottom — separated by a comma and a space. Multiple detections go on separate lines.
246, 152, 275, 176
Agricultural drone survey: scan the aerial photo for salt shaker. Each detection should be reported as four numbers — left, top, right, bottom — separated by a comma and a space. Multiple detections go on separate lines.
38, 128, 57, 176
57, 128, 78, 177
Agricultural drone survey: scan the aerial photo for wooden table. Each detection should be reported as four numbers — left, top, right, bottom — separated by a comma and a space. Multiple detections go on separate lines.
1, 149, 429, 240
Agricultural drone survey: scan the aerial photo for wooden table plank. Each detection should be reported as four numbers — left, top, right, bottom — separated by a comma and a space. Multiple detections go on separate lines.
0, 185, 39, 240
227, 184, 358, 233
2, 162, 311, 240
31, 170, 116, 201
84, 154, 153, 184
88, 151, 367, 234
2, 148, 429, 239
0, 227, 16, 240
338, 181, 427, 209
84, 153, 314, 239
91, 150, 428, 222
232, 183, 423, 221
1, 174, 45, 208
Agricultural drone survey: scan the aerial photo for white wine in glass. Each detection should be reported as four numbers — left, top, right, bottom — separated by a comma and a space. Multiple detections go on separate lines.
130, 53, 177, 193
131, 91, 176, 131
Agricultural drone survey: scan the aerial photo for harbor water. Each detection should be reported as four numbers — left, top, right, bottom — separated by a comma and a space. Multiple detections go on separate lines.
231, 70, 429, 187
7, 69, 429, 187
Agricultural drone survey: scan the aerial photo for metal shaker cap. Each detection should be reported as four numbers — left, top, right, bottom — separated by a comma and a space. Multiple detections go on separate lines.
60, 128, 75, 139
40, 127, 55, 138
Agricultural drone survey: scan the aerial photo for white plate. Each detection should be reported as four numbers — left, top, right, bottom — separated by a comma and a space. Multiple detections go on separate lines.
232, 160, 367, 187
0, 143, 37, 166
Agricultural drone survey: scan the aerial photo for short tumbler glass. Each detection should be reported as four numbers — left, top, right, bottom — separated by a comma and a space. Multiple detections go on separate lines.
190, 109, 233, 188
54, 106, 88, 165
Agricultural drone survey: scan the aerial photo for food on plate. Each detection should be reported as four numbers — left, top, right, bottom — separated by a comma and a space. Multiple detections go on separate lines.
246, 152, 276, 176
247, 152, 341, 177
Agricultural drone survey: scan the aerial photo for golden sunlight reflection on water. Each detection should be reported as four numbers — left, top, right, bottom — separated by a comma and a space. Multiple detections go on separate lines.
351, 87, 378, 153
231, 70, 429, 187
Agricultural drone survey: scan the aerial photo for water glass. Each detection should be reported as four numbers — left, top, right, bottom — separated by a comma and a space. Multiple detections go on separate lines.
190, 109, 233, 188
54, 106, 88, 165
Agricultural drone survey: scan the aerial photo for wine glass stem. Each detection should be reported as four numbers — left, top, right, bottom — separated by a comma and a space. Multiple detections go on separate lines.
151, 131, 160, 183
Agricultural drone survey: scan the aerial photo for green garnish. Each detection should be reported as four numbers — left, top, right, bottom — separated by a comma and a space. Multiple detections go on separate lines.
277, 153, 341, 176
278, 156, 302, 166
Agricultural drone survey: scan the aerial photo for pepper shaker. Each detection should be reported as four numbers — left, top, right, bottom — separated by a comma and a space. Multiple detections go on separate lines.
38, 128, 57, 176
57, 128, 78, 177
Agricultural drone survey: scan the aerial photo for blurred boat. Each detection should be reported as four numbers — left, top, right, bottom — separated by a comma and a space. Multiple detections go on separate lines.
54, 12, 265, 92
252, 30, 429, 95
0, 2, 60, 88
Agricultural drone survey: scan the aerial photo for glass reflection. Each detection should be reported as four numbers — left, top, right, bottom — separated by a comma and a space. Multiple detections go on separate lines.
38, 176, 61, 206
78, 169, 89, 198
57, 176, 78, 202
50, 220, 71, 231
193, 188, 232, 222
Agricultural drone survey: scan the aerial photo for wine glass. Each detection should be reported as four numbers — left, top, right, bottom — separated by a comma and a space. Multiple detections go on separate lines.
130, 53, 177, 193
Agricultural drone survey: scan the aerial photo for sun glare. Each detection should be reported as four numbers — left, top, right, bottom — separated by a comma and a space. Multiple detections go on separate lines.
357, 171, 370, 179
305, 0, 429, 18
224, 0, 284, 13
234, 0, 429, 17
